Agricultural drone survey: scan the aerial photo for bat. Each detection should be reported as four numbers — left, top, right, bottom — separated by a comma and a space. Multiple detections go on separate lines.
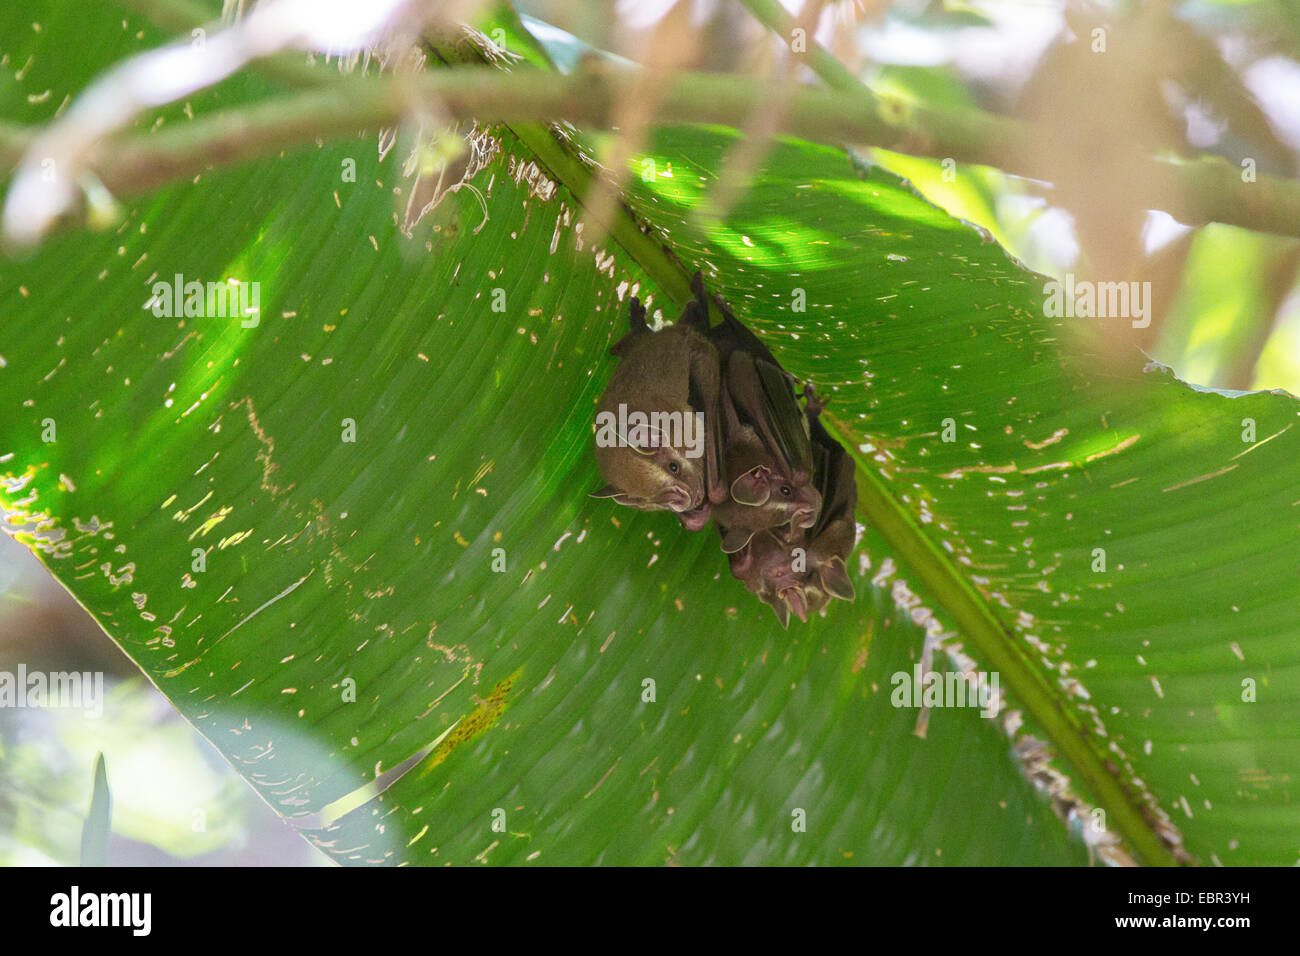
723, 386, 858, 625
725, 528, 807, 628
709, 349, 822, 552
690, 272, 820, 552
802, 403, 857, 604
592, 292, 727, 530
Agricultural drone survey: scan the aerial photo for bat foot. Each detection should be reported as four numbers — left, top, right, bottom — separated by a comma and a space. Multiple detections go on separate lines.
689, 270, 710, 315
611, 296, 652, 354
628, 296, 649, 333
679, 274, 711, 333
803, 383, 826, 417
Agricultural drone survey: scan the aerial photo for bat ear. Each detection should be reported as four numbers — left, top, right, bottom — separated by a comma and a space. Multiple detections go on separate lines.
590, 484, 624, 499
819, 557, 855, 601
719, 526, 756, 554
730, 466, 771, 506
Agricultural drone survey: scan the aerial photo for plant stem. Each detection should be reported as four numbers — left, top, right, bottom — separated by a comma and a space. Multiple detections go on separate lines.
11, 64, 1300, 243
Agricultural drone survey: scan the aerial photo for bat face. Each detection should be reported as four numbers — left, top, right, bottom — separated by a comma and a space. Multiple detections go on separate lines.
727, 529, 808, 627
593, 425, 707, 514
715, 347, 821, 540
729, 523, 853, 626
724, 451, 821, 527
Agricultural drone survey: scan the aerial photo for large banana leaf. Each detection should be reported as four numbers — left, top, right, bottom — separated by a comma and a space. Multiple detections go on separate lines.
2, 1, 1297, 865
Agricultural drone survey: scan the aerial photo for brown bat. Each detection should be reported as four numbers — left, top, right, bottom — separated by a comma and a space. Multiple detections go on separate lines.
691, 272, 821, 552
592, 292, 726, 530
723, 388, 857, 626
726, 528, 807, 628
800, 407, 858, 603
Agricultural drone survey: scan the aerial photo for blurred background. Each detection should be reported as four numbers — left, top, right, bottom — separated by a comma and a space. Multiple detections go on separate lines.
4, 0, 1299, 863
524, 0, 1300, 392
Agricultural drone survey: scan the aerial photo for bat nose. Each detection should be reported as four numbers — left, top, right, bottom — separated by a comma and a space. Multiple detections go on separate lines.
666, 485, 695, 511
781, 587, 809, 623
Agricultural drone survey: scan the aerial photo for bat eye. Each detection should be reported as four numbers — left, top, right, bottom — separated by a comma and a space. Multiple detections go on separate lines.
668, 461, 680, 474
779, 485, 792, 498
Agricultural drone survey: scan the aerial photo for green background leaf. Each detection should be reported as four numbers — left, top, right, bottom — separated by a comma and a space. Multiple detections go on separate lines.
79, 752, 111, 866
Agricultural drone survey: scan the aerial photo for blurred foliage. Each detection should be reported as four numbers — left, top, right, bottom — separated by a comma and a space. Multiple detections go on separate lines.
852, 0, 1300, 393
524, 0, 1300, 393
0, 539, 327, 865
0, 670, 327, 865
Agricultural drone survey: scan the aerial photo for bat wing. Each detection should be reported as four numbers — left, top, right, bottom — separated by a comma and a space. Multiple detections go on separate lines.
694, 273, 788, 371
719, 524, 758, 554
685, 330, 728, 504
726, 350, 813, 483
812, 419, 856, 530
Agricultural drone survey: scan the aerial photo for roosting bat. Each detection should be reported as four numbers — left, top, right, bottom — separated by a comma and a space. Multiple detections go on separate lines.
723, 387, 857, 626
592, 292, 727, 530
592, 272, 858, 627
692, 273, 820, 552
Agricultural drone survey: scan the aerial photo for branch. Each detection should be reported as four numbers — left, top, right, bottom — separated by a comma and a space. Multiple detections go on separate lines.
733, 0, 1300, 242
735, 0, 868, 95
6, 64, 1300, 247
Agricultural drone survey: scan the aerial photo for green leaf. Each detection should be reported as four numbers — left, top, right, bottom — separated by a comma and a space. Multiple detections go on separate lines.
80, 752, 112, 867
617, 125, 1300, 865
3, 0, 1297, 867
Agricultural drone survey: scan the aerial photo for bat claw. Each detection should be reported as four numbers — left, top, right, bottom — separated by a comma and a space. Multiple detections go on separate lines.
803, 383, 826, 417
628, 296, 649, 332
